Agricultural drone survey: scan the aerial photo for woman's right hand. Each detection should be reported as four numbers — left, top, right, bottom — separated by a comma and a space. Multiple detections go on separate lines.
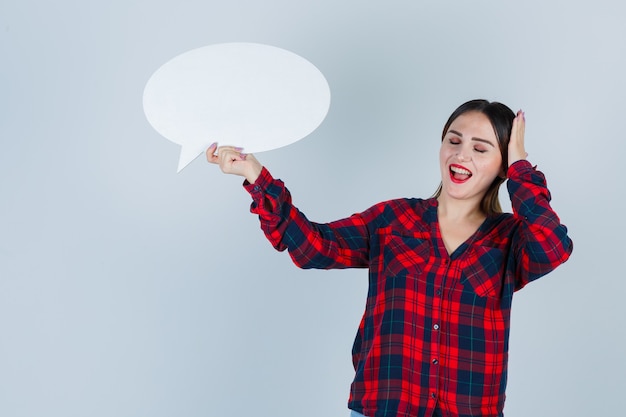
206, 143, 263, 184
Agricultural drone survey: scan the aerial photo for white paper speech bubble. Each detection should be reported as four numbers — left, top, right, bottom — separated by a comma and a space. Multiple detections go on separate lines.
143, 43, 331, 172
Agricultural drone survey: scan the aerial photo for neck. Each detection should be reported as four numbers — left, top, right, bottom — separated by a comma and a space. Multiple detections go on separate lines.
436, 194, 485, 222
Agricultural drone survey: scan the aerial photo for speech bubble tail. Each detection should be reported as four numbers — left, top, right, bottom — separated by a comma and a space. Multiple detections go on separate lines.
177, 145, 204, 173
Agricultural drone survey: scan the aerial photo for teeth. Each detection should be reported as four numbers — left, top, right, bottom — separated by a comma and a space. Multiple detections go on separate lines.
451, 166, 471, 176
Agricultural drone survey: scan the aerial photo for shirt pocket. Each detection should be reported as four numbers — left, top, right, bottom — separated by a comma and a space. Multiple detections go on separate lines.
460, 246, 505, 299
381, 231, 431, 277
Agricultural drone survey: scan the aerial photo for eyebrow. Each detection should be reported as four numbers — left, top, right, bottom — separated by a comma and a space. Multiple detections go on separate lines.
448, 129, 495, 147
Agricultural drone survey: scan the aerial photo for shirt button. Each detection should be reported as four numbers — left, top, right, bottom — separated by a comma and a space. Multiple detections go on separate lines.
432, 359, 439, 365
433, 324, 440, 330
431, 392, 436, 399
436, 290, 442, 296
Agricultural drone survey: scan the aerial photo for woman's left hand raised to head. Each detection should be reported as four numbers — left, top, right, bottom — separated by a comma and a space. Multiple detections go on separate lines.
508, 110, 528, 166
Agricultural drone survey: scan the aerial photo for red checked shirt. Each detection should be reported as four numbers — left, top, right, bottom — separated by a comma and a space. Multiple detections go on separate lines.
244, 160, 573, 417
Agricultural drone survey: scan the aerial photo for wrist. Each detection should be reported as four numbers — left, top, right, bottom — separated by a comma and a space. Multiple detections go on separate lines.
508, 151, 528, 167
244, 164, 263, 184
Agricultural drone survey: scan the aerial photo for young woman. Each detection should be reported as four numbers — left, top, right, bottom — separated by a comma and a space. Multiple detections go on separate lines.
206, 99, 573, 417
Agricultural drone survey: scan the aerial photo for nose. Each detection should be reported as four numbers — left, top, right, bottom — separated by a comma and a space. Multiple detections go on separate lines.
457, 152, 470, 162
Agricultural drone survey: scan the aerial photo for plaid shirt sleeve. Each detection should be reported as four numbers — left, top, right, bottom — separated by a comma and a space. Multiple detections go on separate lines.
244, 167, 376, 269
507, 160, 573, 289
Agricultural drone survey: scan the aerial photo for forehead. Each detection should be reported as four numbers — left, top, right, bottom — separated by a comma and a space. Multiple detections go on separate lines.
447, 111, 498, 142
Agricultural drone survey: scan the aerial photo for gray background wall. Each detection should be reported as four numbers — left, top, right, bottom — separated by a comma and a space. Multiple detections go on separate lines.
1, 1, 624, 416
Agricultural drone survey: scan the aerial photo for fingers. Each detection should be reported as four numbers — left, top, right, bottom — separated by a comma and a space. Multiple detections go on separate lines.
513, 110, 525, 137
508, 110, 528, 165
205, 143, 242, 166
511, 112, 525, 147
218, 146, 246, 173
206, 142, 219, 164
205, 143, 249, 175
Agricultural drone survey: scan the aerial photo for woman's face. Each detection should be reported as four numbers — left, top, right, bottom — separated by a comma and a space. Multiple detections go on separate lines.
439, 111, 503, 205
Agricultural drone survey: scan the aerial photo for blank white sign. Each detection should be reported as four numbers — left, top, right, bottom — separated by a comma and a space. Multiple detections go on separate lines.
143, 42, 332, 172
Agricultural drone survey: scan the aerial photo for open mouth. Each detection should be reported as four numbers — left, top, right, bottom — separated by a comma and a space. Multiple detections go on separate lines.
449, 164, 472, 183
